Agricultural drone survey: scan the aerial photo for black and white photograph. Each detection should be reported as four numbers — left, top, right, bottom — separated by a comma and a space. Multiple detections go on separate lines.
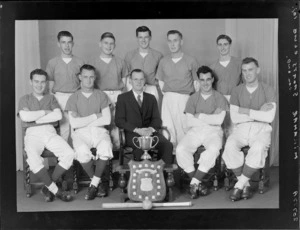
1, 1, 299, 229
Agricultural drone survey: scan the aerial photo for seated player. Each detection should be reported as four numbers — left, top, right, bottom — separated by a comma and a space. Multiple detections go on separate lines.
18, 69, 75, 202
65, 64, 113, 200
222, 57, 277, 201
176, 66, 228, 199
115, 69, 173, 164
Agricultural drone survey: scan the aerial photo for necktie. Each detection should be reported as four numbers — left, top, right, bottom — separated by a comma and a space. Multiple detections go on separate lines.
137, 95, 142, 107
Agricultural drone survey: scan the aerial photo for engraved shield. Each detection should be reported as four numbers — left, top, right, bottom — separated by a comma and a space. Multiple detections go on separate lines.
127, 159, 166, 202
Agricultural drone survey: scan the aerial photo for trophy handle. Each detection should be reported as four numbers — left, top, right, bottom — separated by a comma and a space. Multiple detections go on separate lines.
132, 137, 141, 149
150, 136, 159, 148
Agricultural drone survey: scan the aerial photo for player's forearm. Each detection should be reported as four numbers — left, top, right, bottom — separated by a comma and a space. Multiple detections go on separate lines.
198, 111, 226, 126
19, 110, 46, 122
249, 103, 276, 123
69, 113, 97, 129
158, 80, 165, 93
49, 81, 54, 94
35, 109, 62, 124
230, 105, 254, 124
88, 108, 111, 127
186, 114, 206, 127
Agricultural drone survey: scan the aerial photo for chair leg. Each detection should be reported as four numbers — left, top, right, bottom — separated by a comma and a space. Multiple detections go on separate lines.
72, 161, 79, 194
25, 162, 32, 198
258, 168, 269, 194
109, 159, 114, 191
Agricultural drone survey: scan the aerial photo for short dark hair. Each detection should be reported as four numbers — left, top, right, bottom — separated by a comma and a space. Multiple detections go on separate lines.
30, 69, 48, 80
167, 30, 183, 39
242, 57, 259, 67
136, 26, 152, 37
130, 69, 145, 78
100, 32, 115, 41
79, 64, 96, 74
216, 34, 232, 44
57, 31, 73, 41
196, 66, 218, 90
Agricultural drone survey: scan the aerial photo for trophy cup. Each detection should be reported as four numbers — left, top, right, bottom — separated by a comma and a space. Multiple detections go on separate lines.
132, 135, 159, 160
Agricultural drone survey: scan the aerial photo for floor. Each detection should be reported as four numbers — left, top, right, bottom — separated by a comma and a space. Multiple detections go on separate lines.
17, 162, 279, 212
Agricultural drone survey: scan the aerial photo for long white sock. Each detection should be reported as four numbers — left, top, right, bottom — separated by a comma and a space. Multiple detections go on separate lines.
190, 178, 200, 186
90, 176, 101, 187
47, 182, 58, 194
234, 174, 250, 190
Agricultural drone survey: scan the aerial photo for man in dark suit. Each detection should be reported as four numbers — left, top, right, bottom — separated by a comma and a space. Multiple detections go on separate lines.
115, 69, 173, 164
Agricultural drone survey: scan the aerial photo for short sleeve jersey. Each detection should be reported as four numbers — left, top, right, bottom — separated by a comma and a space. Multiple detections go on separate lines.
65, 89, 110, 117
125, 48, 163, 85
210, 56, 242, 95
230, 82, 276, 110
155, 54, 199, 94
88, 55, 127, 91
18, 94, 60, 127
185, 90, 229, 115
46, 55, 84, 93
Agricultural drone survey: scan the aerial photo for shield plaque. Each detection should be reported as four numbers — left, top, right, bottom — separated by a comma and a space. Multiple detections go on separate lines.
127, 159, 166, 202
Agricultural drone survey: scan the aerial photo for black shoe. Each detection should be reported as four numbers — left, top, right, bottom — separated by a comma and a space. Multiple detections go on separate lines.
241, 186, 252, 200
40, 186, 54, 202
189, 184, 199, 199
198, 183, 209, 196
85, 185, 98, 200
97, 183, 108, 197
55, 189, 73, 202
229, 188, 243, 201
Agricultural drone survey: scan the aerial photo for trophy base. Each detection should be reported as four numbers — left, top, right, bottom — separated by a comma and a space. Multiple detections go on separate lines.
141, 150, 152, 160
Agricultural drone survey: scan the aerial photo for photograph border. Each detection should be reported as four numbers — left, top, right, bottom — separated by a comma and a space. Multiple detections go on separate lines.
1, 0, 299, 229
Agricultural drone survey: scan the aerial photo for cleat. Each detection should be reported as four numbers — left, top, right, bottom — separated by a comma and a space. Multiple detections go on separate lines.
189, 184, 199, 199
229, 188, 243, 202
85, 185, 98, 200
55, 189, 73, 202
97, 183, 108, 197
40, 186, 54, 202
198, 183, 209, 196
241, 186, 252, 200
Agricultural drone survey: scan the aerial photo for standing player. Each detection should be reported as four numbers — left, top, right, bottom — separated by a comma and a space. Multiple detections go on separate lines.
210, 34, 242, 137
156, 30, 199, 149
88, 32, 127, 149
222, 57, 276, 201
124, 26, 163, 102
176, 66, 228, 199
18, 69, 74, 202
46, 31, 84, 142
65, 64, 113, 200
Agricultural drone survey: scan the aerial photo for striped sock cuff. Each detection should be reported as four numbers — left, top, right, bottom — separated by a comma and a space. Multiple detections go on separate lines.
243, 164, 258, 178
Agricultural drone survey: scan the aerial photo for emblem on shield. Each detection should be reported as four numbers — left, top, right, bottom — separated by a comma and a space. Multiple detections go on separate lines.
127, 159, 166, 202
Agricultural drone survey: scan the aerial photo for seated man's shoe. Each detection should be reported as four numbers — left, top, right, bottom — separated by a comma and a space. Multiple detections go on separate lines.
241, 186, 252, 200
85, 185, 98, 200
40, 186, 54, 202
189, 184, 199, 199
229, 188, 243, 201
97, 183, 108, 197
198, 183, 209, 196
55, 189, 73, 202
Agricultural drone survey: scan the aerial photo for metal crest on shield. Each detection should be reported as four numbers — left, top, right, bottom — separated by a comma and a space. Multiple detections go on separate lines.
127, 159, 166, 202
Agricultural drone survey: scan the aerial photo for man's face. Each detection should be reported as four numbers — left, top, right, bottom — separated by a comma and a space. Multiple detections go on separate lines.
58, 36, 74, 56
130, 71, 146, 92
137, 31, 151, 49
167, 33, 183, 53
99, 37, 115, 56
199, 72, 214, 94
242, 62, 260, 84
79, 69, 96, 90
30, 74, 47, 96
217, 38, 231, 56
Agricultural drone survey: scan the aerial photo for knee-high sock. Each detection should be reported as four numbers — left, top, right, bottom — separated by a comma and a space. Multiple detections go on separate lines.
95, 159, 107, 178
52, 164, 66, 182
35, 167, 52, 187
81, 160, 94, 179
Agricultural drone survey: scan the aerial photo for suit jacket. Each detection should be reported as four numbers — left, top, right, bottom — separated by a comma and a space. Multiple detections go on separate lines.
115, 90, 161, 135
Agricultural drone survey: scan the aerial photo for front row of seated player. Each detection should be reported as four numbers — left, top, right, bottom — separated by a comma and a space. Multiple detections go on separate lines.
18, 57, 276, 203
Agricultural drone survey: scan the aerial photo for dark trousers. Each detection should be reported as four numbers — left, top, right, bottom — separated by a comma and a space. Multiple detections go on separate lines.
125, 132, 173, 164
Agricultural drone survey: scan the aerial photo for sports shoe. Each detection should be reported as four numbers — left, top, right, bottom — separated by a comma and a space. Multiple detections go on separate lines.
189, 184, 199, 199
40, 186, 54, 202
241, 186, 252, 200
97, 183, 108, 197
55, 189, 73, 202
198, 183, 209, 196
85, 185, 98, 200
229, 188, 243, 201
